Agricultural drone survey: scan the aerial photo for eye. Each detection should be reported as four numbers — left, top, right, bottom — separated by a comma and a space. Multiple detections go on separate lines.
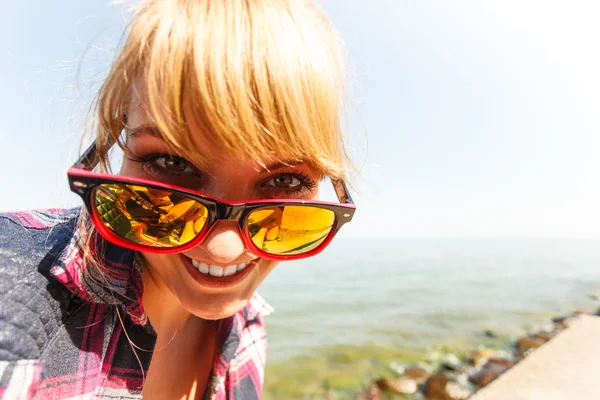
271, 174, 301, 188
261, 172, 318, 198
265, 173, 302, 189
155, 155, 190, 172
127, 152, 201, 182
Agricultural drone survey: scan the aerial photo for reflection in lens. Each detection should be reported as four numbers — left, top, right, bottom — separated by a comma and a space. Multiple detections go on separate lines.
93, 183, 208, 247
248, 205, 335, 255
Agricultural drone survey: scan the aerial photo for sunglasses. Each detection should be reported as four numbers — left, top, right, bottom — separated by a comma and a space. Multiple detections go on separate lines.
67, 141, 356, 260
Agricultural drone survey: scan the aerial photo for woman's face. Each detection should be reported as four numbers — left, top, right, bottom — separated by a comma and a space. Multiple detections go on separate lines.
121, 94, 320, 320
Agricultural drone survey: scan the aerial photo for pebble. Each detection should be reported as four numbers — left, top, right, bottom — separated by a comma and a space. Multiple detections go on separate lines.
469, 358, 515, 387
516, 336, 545, 352
466, 348, 497, 367
355, 384, 381, 400
552, 315, 575, 330
423, 374, 470, 400
445, 381, 472, 400
532, 331, 555, 343
440, 361, 467, 375
443, 354, 461, 365
404, 366, 430, 382
483, 329, 497, 338
375, 377, 418, 394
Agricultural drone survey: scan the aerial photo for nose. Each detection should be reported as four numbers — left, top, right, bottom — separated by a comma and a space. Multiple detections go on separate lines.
196, 220, 248, 265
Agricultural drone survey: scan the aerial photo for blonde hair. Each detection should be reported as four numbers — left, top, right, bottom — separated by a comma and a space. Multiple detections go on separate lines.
94, 0, 350, 178
78, 0, 351, 297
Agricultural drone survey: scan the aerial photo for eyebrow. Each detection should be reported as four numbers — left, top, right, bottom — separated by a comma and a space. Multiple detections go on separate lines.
262, 161, 303, 172
126, 124, 162, 139
127, 124, 305, 171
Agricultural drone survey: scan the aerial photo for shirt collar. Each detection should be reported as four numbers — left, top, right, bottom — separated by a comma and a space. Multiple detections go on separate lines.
245, 292, 274, 321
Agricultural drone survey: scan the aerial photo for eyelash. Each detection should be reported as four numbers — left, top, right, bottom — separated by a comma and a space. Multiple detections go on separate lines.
127, 153, 318, 196
275, 172, 318, 195
126, 153, 195, 179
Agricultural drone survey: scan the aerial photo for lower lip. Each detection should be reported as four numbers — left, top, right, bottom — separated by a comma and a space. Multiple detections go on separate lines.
181, 256, 258, 289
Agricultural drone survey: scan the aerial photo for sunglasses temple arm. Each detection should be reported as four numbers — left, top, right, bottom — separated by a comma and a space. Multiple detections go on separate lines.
73, 137, 117, 171
331, 179, 354, 205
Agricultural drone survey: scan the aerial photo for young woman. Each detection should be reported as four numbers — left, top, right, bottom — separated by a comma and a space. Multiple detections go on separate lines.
0, 0, 355, 398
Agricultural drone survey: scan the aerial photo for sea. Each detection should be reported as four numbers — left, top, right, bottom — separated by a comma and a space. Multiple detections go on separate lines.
258, 238, 600, 398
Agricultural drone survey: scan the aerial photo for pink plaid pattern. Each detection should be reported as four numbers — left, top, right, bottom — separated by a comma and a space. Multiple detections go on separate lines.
0, 209, 273, 399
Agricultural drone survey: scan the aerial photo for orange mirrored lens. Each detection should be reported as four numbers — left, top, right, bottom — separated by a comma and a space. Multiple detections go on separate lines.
247, 205, 335, 255
93, 183, 208, 247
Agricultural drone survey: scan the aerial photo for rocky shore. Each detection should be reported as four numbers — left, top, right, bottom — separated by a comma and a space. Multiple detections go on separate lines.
354, 309, 593, 400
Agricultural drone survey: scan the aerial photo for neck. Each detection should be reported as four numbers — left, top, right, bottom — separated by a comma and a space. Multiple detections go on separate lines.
141, 262, 205, 339
140, 261, 219, 400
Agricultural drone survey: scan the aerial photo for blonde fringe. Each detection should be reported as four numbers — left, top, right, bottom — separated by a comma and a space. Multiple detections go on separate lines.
93, 0, 350, 177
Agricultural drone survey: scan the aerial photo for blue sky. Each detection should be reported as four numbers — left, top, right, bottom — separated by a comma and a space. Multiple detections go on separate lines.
1, 0, 598, 238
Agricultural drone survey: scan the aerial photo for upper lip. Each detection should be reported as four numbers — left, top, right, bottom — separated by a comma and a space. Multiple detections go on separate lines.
184, 255, 258, 268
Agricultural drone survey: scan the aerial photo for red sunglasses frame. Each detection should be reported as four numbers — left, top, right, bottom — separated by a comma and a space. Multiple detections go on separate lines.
67, 141, 356, 260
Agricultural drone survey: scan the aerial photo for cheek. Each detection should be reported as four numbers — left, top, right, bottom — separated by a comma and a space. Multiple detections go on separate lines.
255, 259, 279, 284
142, 253, 178, 282
118, 158, 135, 177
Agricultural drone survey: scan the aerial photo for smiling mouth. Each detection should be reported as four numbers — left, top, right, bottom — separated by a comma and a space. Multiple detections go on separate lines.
190, 259, 253, 278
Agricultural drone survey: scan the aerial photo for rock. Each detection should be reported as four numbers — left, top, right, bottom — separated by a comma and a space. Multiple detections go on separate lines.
573, 309, 586, 316
466, 348, 497, 367
552, 315, 569, 324
516, 336, 545, 352
469, 358, 515, 387
445, 381, 472, 400
588, 293, 600, 301
404, 366, 430, 382
469, 369, 496, 387
388, 361, 404, 375
483, 329, 497, 339
375, 377, 418, 394
423, 374, 470, 400
532, 331, 555, 343
355, 384, 381, 400
442, 354, 461, 365
440, 362, 467, 375
440, 354, 466, 374
488, 358, 516, 369
552, 315, 575, 330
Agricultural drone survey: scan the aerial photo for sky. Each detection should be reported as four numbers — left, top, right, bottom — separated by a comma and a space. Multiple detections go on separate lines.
0, 0, 598, 238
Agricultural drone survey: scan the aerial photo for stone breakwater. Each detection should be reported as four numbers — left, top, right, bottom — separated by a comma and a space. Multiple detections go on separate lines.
355, 309, 591, 400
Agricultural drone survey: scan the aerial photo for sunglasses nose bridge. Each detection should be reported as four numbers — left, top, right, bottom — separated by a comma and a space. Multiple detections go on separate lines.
215, 203, 246, 224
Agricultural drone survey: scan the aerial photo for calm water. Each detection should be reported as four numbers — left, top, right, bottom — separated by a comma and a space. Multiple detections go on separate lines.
259, 238, 600, 363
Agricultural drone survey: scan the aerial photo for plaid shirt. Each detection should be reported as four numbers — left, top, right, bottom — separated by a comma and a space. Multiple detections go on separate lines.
0, 208, 273, 400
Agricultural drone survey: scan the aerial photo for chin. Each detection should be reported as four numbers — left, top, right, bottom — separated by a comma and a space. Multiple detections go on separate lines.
186, 297, 250, 321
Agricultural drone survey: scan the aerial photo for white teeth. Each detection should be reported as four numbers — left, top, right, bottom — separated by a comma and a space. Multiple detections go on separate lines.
191, 259, 210, 274
190, 258, 255, 278
209, 265, 224, 277
199, 262, 209, 274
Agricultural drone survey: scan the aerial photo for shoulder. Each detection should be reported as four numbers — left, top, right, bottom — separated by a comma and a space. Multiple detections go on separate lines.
0, 208, 79, 269
0, 208, 80, 361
